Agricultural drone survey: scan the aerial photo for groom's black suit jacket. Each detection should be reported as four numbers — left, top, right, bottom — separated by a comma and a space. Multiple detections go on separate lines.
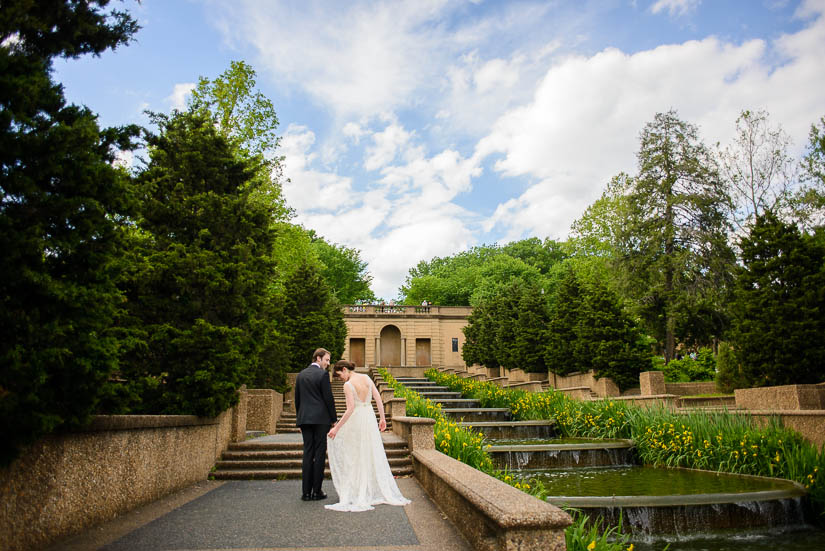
294, 364, 337, 427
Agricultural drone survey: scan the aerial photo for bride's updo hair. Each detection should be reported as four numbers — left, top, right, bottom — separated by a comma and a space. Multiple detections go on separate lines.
332, 360, 355, 378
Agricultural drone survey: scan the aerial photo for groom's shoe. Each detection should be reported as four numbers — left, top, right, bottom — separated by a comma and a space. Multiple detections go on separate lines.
311, 490, 328, 500
301, 493, 312, 501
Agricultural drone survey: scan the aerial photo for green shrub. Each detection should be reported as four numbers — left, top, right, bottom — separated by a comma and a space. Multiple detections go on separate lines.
662, 347, 716, 382
715, 342, 747, 393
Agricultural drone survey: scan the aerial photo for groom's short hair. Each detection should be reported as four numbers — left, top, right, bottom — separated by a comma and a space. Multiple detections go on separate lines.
312, 347, 330, 363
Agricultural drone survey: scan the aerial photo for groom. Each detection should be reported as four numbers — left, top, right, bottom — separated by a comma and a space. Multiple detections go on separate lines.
294, 347, 337, 501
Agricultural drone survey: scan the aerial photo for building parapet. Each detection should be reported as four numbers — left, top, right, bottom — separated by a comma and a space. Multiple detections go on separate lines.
343, 304, 473, 318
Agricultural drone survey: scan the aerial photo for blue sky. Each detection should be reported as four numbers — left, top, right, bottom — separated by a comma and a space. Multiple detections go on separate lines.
54, 0, 825, 299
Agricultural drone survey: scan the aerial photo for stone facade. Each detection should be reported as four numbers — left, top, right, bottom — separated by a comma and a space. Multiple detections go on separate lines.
342, 304, 472, 368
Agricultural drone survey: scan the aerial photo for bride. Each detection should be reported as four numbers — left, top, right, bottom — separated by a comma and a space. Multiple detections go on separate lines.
325, 360, 411, 512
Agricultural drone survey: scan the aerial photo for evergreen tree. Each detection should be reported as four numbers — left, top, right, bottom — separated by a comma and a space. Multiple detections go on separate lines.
619, 111, 734, 361
514, 282, 550, 373
728, 213, 825, 387
114, 110, 285, 416
578, 277, 651, 390
0, 1, 139, 465
492, 282, 522, 371
461, 301, 500, 370
279, 261, 347, 372
545, 268, 586, 375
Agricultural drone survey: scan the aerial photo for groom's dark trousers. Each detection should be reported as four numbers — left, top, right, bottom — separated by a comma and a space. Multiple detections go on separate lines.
294, 364, 337, 497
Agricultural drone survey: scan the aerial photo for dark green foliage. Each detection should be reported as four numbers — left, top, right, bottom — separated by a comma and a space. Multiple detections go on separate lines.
577, 277, 651, 390
728, 213, 825, 387
0, 0, 139, 465
112, 110, 286, 416
715, 342, 746, 393
662, 347, 717, 382
309, 234, 375, 303
545, 268, 586, 375
545, 269, 650, 390
461, 280, 550, 373
461, 303, 500, 370
279, 261, 347, 372
514, 282, 550, 373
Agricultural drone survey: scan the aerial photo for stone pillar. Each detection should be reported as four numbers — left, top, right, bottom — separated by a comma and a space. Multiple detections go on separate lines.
230, 385, 248, 443
385, 397, 406, 419
401, 337, 407, 367
375, 337, 381, 366
380, 387, 395, 405
392, 416, 436, 452
640, 371, 666, 396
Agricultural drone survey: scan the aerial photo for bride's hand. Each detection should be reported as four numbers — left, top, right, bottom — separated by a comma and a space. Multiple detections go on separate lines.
378, 418, 387, 432
328, 427, 337, 439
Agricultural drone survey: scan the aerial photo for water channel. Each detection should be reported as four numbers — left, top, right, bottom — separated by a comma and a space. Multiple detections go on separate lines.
395, 375, 825, 550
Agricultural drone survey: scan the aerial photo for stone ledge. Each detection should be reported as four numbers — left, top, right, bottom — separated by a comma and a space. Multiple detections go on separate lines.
413, 448, 571, 551
80, 415, 218, 432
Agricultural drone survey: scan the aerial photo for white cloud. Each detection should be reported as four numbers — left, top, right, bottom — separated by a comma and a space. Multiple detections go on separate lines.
281, 124, 355, 213
166, 82, 195, 110
476, 5, 825, 241
650, 0, 702, 17
365, 124, 413, 171
342, 122, 367, 144
283, 118, 483, 298
212, 0, 451, 118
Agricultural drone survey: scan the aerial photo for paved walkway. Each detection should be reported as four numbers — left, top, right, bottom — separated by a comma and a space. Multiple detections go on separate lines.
47, 434, 471, 551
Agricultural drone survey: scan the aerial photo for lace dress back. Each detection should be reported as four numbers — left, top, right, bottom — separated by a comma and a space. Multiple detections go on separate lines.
325, 380, 410, 512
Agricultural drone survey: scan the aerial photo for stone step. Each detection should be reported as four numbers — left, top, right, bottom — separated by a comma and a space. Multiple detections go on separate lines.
404, 385, 449, 391
227, 439, 410, 452
221, 447, 412, 461
216, 455, 413, 470
442, 408, 511, 422
212, 464, 414, 480
458, 420, 556, 440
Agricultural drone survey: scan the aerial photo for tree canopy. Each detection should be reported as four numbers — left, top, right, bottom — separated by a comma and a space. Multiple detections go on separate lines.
0, 0, 140, 465
727, 212, 825, 387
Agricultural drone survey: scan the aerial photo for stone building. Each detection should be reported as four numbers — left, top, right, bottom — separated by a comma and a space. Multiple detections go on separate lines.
342, 304, 472, 368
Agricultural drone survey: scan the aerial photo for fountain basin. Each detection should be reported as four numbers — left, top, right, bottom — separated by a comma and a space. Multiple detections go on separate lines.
518, 466, 810, 534
489, 438, 635, 469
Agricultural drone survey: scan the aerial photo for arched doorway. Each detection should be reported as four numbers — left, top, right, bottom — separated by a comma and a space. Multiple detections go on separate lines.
380, 325, 402, 366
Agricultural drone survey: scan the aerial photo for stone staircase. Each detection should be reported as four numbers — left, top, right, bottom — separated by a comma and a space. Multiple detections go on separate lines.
212, 373, 409, 480
395, 376, 557, 440
211, 433, 413, 480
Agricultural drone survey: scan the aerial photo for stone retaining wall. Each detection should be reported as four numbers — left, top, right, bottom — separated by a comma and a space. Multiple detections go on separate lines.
665, 381, 718, 396
392, 416, 571, 551
735, 384, 825, 411
0, 410, 240, 551
246, 389, 283, 434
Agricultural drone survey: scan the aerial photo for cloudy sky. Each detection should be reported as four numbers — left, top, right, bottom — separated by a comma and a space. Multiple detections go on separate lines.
54, 0, 825, 299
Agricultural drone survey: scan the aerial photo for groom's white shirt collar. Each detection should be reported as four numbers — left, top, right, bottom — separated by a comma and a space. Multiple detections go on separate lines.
311, 362, 321, 368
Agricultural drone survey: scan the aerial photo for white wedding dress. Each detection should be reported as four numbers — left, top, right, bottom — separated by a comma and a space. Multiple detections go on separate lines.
325, 380, 411, 512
